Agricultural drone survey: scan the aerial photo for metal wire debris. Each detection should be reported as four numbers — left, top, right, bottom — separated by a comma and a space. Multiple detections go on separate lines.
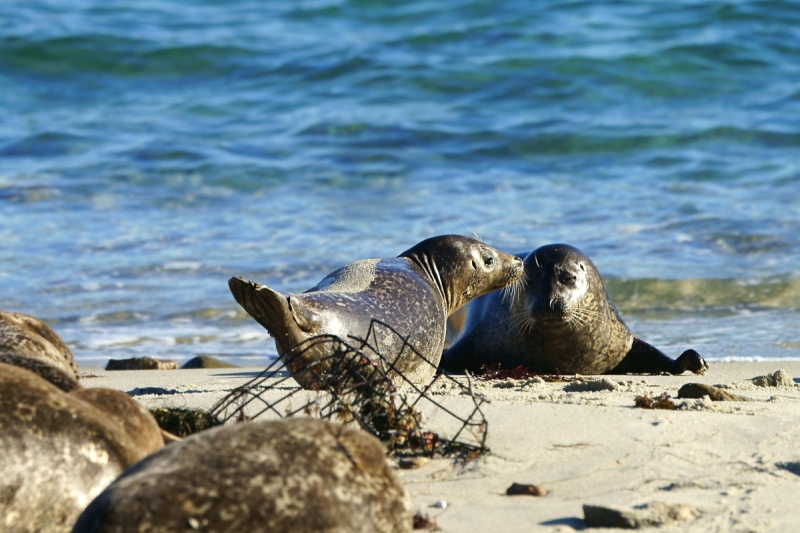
209, 320, 489, 458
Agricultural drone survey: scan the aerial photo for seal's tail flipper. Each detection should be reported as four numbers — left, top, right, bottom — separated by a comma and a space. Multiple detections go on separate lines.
228, 277, 298, 344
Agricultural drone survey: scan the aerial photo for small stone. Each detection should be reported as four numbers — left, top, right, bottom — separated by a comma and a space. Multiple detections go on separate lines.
429, 500, 448, 508
564, 377, 618, 392
506, 483, 547, 496
397, 457, 428, 470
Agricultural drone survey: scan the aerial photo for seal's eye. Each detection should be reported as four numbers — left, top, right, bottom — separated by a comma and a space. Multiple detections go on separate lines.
560, 272, 577, 285
484, 256, 495, 267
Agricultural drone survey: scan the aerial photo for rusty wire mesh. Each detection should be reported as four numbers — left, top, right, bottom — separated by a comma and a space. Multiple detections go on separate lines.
209, 320, 489, 458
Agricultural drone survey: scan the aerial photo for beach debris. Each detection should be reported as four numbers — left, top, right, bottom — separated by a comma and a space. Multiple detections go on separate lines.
106, 357, 178, 370
776, 461, 800, 477
478, 362, 578, 382
149, 407, 222, 437
564, 377, 618, 392
583, 502, 700, 529
506, 483, 547, 496
430, 500, 448, 508
750, 369, 795, 387
209, 320, 490, 459
398, 456, 429, 469
413, 512, 439, 530
180, 355, 238, 369
634, 394, 677, 410
128, 386, 178, 396
677, 383, 748, 401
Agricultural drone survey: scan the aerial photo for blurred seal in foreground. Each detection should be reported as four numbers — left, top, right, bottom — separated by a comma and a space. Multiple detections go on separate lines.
73, 418, 411, 533
0, 310, 80, 390
0, 363, 163, 533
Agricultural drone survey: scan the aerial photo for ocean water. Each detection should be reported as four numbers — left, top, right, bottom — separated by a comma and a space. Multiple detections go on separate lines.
1, 0, 799, 368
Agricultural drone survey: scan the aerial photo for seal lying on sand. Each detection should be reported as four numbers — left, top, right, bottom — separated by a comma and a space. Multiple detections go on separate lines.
0, 310, 80, 390
0, 364, 163, 533
230, 235, 524, 387
442, 244, 707, 375
72, 418, 412, 533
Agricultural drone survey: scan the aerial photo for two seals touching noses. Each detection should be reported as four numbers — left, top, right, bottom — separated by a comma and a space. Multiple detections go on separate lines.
229, 235, 524, 388
442, 244, 707, 376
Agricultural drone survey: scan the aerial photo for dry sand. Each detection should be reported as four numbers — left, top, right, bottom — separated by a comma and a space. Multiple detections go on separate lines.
84, 362, 800, 533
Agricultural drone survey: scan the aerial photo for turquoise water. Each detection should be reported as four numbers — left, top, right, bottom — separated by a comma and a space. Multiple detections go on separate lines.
2, 0, 799, 367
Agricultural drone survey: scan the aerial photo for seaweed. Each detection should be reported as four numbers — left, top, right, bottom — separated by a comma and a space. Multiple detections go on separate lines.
149, 407, 222, 437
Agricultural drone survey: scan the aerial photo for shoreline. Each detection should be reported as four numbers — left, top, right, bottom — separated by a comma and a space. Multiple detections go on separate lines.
85, 362, 800, 533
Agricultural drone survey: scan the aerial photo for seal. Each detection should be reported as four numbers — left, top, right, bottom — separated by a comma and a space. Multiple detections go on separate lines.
0, 363, 164, 533
0, 310, 80, 387
229, 235, 524, 387
72, 418, 412, 533
441, 244, 708, 375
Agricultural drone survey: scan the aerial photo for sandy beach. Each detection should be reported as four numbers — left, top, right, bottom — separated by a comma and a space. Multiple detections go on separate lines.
82, 362, 800, 533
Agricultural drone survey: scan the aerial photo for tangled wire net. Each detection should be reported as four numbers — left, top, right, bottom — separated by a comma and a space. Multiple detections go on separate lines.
209, 320, 489, 458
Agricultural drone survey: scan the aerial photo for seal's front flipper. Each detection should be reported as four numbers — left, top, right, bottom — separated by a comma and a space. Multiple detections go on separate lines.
440, 335, 484, 373
228, 277, 302, 349
609, 338, 708, 375
674, 349, 708, 375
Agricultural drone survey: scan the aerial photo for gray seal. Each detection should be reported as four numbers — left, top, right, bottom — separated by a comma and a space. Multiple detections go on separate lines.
229, 235, 524, 387
442, 244, 708, 375
72, 418, 412, 533
0, 363, 164, 533
0, 310, 80, 389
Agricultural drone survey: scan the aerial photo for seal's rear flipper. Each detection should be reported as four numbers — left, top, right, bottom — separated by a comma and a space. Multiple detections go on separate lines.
609, 338, 708, 375
228, 277, 300, 348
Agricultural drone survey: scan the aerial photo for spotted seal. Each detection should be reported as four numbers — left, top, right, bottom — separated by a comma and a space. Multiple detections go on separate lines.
0, 310, 80, 389
0, 363, 164, 533
229, 235, 524, 387
72, 418, 412, 533
441, 244, 708, 375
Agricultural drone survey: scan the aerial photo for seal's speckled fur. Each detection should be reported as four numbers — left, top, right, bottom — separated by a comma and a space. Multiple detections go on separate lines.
230, 235, 524, 387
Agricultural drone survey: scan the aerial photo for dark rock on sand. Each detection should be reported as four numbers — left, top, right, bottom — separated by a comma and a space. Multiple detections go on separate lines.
105, 357, 178, 370
583, 502, 700, 529
180, 355, 239, 369
677, 383, 748, 401
73, 418, 412, 533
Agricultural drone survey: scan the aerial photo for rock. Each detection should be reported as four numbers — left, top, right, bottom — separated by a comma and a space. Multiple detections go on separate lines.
583, 502, 700, 529
105, 357, 178, 370
72, 419, 412, 533
180, 356, 239, 369
564, 377, 618, 392
398, 456, 429, 470
751, 370, 795, 387
677, 383, 748, 401
0, 364, 163, 533
0, 310, 80, 384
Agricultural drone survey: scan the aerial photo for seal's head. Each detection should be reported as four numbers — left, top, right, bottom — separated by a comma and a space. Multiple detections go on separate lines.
399, 235, 524, 315
515, 244, 605, 330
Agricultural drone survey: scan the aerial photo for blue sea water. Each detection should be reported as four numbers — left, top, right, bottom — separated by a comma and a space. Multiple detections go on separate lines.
1, 0, 799, 368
